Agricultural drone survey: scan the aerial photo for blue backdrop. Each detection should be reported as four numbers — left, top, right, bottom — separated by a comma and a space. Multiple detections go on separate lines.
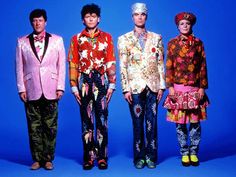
0, 0, 235, 177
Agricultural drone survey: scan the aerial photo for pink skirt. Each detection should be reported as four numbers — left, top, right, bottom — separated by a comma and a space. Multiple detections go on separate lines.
163, 84, 209, 124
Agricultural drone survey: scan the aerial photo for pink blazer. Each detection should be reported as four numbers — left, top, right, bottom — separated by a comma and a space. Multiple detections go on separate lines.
16, 32, 66, 101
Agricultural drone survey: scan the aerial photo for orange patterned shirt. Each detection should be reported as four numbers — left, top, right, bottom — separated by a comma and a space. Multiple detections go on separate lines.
166, 35, 208, 89
68, 29, 116, 91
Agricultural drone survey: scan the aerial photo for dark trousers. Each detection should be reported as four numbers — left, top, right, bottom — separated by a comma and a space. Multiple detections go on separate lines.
129, 87, 158, 163
176, 122, 201, 156
25, 95, 58, 162
79, 71, 108, 162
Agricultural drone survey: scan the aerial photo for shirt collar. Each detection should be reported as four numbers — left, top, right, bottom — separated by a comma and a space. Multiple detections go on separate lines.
81, 28, 101, 38
179, 34, 195, 47
179, 34, 194, 41
134, 29, 147, 38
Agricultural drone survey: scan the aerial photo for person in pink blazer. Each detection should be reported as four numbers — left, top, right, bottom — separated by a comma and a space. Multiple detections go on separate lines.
15, 9, 65, 170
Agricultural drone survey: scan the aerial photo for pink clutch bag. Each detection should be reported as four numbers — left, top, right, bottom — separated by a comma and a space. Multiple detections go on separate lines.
163, 91, 209, 110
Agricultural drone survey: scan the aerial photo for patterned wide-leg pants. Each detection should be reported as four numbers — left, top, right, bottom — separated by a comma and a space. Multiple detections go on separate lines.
79, 71, 108, 162
129, 87, 158, 164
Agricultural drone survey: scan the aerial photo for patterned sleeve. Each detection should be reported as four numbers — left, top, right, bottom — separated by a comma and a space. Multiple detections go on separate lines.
117, 35, 130, 93
105, 34, 116, 89
199, 42, 208, 89
156, 35, 166, 89
68, 35, 80, 93
165, 40, 175, 88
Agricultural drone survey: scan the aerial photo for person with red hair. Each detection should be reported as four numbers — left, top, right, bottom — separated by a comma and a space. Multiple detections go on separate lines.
164, 12, 209, 167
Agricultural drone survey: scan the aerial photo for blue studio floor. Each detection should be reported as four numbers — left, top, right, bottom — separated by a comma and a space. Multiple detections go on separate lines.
1, 154, 236, 177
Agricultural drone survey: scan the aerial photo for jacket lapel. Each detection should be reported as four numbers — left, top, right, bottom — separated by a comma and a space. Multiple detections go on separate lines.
143, 32, 150, 53
27, 32, 52, 62
28, 33, 40, 61
42, 32, 51, 59
131, 32, 142, 52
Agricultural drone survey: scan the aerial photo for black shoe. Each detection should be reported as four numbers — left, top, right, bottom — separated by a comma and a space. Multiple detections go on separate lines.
98, 159, 108, 170
135, 159, 145, 169
83, 160, 94, 170
146, 159, 156, 169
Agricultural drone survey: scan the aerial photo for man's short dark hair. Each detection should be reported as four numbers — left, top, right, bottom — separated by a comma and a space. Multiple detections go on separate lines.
81, 3, 101, 19
29, 9, 47, 23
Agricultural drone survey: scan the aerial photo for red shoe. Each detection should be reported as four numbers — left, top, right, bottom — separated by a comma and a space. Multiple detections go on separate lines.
98, 159, 108, 170
83, 160, 94, 170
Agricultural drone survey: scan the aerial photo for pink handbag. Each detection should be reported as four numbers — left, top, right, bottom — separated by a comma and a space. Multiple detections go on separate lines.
163, 91, 209, 110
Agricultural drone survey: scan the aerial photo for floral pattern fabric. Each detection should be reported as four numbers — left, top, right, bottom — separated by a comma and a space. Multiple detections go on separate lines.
165, 34, 208, 89
164, 35, 209, 124
118, 31, 165, 94
163, 90, 209, 110
165, 84, 208, 124
68, 29, 116, 92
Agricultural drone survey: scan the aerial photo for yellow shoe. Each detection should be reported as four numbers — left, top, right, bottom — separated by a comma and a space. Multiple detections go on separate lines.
181, 155, 190, 167
190, 155, 199, 166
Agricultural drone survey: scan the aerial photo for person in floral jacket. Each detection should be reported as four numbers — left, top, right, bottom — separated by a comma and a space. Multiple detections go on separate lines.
68, 3, 116, 170
163, 12, 209, 167
117, 3, 165, 169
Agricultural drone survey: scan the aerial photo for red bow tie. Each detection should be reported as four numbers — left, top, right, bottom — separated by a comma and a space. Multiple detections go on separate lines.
33, 34, 45, 42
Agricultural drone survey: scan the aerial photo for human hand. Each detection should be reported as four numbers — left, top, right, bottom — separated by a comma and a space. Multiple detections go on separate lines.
169, 87, 175, 96
20, 92, 27, 102
73, 91, 81, 105
124, 91, 132, 104
56, 90, 64, 100
157, 89, 164, 103
106, 88, 114, 104
198, 88, 205, 100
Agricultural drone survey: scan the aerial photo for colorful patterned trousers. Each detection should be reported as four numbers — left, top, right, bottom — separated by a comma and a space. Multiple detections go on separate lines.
25, 95, 58, 163
79, 71, 108, 162
176, 122, 201, 156
129, 87, 158, 164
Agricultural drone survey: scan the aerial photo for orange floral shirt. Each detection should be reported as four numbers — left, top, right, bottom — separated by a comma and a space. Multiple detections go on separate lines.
68, 29, 116, 91
165, 35, 208, 89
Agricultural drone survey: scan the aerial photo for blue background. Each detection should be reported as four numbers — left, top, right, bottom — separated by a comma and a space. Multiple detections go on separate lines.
0, 0, 235, 177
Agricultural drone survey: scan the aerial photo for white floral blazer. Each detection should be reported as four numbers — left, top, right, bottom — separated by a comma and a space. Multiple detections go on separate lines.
117, 31, 165, 94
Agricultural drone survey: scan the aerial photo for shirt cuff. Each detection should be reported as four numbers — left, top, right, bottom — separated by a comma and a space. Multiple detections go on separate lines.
159, 85, 166, 90
71, 86, 79, 93
109, 83, 116, 90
